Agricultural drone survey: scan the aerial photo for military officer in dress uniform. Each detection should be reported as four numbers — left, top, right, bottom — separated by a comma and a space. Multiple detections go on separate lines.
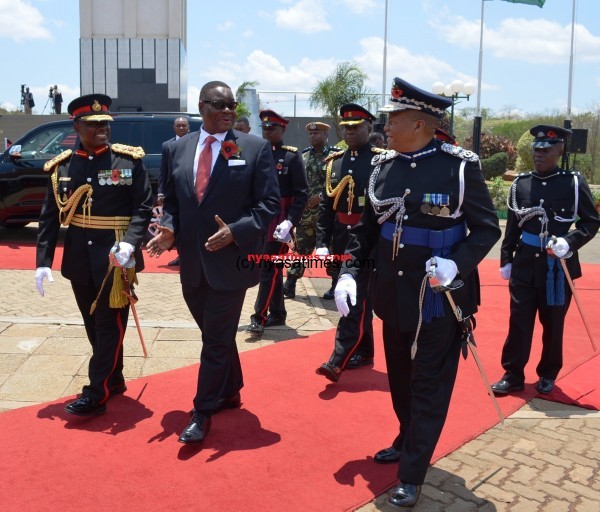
36, 94, 153, 416
246, 110, 308, 336
315, 104, 383, 381
283, 121, 339, 299
491, 125, 599, 396
335, 78, 501, 507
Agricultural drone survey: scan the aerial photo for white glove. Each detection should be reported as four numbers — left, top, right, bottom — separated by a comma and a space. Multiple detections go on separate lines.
315, 247, 329, 257
499, 263, 512, 280
273, 220, 293, 241
547, 237, 570, 258
425, 257, 458, 286
35, 267, 54, 297
113, 242, 135, 267
334, 274, 357, 317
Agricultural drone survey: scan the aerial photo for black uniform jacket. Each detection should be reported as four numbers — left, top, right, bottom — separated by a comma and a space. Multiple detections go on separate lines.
161, 129, 280, 291
271, 142, 308, 226
343, 140, 501, 327
500, 168, 599, 284
37, 144, 154, 286
316, 143, 377, 248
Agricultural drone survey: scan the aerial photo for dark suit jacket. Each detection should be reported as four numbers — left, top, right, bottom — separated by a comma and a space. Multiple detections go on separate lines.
161, 129, 280, 290
157, 136, 176, 198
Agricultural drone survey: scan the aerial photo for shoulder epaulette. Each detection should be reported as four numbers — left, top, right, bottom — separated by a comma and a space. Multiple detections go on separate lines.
371, 149, 397, 166
324, 149, 345, 163
302, 146, 311, 153
440, 143, 479, 162
112, 143, 145, 159
329, 146, 342, 153
43, 149, 72, 172
371, 147, 386, 154
282, 145, 298, 153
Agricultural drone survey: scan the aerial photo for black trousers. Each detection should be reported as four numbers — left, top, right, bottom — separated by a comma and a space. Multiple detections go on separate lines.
328, 266, 374, 367
500, 279, 573, 384
71, 276, 130, 403
382, 313, 461, 485
252, 240, 289, 325
182, 277, 246, 414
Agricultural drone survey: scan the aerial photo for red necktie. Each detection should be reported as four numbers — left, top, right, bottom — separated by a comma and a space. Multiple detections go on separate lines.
195, 135, 217, 201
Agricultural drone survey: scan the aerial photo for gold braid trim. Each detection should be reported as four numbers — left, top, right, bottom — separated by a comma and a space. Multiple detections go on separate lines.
50, 170, 93, 226
281, 145, 298, 153
324, 151, 354, 214
109, 227, 137, 308
43, 149, 72, 172
111, 143, 145, 159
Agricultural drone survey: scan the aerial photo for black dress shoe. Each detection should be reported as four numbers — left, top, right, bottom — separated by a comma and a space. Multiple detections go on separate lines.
346, 353, 374, 369
491, 379, 524, 395
374, 446, 401, 464
265, 314, 286, 327
246, 319, 264, 336
322, 287, 335, 300
316, 361, 342, 382
535, 377, 555, 394
65, 396, 107, 416
388, 482, 421, 508
167, 256, 180, 266
283, 277, 297, 298
109, 383, 127, 397
178, 412, 212, 444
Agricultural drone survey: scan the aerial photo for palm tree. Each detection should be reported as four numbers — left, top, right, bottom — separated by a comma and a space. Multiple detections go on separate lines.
309, 62, 370, 139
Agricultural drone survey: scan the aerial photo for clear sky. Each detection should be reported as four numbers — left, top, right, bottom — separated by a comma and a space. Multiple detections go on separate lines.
1, 0, 599, 119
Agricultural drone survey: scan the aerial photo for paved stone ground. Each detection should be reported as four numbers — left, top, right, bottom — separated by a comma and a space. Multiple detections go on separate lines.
1, 223, 599, 511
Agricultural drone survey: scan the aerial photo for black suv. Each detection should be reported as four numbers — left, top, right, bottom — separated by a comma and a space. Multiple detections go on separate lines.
0, 113, 201, 228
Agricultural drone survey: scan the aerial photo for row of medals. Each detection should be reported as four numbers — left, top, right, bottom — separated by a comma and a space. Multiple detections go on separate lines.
98, 169, 133, 186
421, 203, 451, 216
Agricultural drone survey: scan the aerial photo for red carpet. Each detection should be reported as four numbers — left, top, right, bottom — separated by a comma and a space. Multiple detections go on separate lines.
0, 250, 598, 510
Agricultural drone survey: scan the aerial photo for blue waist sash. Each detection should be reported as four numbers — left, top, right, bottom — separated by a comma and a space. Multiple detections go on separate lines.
381, 222, 466, 249
520, 231, 565, 306
380, 222, 466, 323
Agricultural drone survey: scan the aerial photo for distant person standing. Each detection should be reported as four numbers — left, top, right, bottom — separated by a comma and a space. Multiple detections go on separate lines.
157, 116, 191, 267
246, 110, 308, 337
283, 121, 339, 299
234, 116, 251, 134
51, 85, 63, 114
24, 87, 34, 115
369, 131, 385, 149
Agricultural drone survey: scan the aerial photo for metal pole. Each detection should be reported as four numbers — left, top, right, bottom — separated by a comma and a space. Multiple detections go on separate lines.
473, 0, 485, 155
562, 0, 577, 170
382, 0, 389, 106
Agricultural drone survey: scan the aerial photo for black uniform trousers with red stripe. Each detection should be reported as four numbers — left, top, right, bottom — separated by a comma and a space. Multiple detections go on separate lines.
327, 220, 374, 367
71, 274, 130, 404
251, 240, 289, 325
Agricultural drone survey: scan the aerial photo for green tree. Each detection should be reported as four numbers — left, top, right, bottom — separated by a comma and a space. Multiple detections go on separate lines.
309, 62, 370, 139
235, 80, 259, 119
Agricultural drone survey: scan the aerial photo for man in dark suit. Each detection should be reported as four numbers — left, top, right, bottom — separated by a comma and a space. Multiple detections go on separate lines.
146, 81, 280, 444
157, 116, 190, 266
336, 78, 501, 507
36, 93, 153, 416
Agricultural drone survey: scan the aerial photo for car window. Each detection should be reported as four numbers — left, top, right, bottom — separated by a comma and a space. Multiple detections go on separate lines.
19, 125, 77, 160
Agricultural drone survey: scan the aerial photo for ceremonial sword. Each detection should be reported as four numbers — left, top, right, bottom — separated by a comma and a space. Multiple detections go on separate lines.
109, 244, 148, 358
547, 236, 597, 352
428, 258, 505, 424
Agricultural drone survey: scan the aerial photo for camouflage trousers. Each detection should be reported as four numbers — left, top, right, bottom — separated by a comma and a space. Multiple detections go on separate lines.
287, 215, 317, 279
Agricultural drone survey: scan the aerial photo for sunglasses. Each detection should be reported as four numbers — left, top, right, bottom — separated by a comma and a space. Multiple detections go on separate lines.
200, 99, 238, 111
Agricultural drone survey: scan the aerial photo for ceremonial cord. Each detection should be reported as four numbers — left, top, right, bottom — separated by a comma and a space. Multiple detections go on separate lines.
411, 273, 429, 360
325, 157, 354, 213
51, 170, 93, 226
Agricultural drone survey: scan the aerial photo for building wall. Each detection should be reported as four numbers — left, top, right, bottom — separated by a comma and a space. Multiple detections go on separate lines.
79, 0, 186, 112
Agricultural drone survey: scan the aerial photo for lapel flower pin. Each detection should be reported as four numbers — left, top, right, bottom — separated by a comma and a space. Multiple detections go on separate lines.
221, 140, 241, 160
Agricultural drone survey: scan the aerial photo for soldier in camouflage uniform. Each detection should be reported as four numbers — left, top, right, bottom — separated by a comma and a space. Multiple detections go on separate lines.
283, 122, 339, 298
